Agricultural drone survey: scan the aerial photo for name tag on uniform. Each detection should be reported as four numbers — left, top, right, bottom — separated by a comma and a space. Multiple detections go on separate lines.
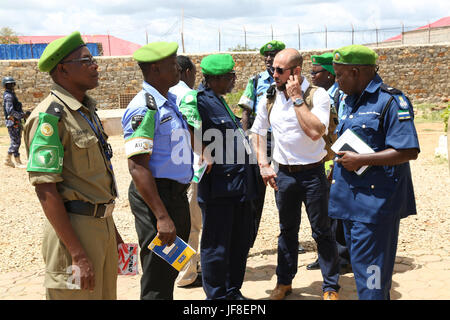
160, 116, 173, 124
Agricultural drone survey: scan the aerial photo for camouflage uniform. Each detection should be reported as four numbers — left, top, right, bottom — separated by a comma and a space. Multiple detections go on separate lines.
3, 89, 24, 157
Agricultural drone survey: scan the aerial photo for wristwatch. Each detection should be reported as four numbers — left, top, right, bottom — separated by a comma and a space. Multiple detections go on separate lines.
293, 97, 305, 107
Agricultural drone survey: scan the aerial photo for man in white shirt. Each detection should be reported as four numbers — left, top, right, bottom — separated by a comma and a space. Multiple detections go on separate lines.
250, 48, 340, 300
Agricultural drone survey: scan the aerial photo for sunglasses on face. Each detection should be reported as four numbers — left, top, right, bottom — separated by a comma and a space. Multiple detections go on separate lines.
310, 69, 327, 76
270, 66, 297, 75
61, 56, 97, 66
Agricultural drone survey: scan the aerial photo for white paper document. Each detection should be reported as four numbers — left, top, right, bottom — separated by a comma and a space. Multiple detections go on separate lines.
331, 129, 375, 175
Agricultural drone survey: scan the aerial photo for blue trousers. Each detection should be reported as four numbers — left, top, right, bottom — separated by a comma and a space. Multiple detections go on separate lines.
275, 166, 340, 292
199, 201, 253, 300
343, 217, 400, 300
7, 126, 22, 157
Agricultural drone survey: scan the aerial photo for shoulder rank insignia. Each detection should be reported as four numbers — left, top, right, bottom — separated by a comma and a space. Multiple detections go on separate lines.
145, 93, 157, 110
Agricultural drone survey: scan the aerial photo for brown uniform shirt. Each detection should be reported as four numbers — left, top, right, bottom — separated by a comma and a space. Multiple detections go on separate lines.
24, 83, 117, 204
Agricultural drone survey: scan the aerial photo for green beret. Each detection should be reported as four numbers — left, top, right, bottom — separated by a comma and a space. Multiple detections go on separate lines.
200, 54, 235, 76
333, 45, 378, 65
133, 42, 178, 63
38, 31, 85, 72
260, 40, 286, 55
311, 52, 335, 76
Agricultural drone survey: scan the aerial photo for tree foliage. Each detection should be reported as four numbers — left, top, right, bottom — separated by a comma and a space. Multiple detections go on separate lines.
0, 27, 19, 44
227, 44, 258, 52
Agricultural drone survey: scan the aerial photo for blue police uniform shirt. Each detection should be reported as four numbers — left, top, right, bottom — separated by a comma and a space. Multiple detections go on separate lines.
328, 74, 420, 224
196, 83, 257, 204
3, 90, 24, 128
254, 70, 274, 114
122, 81, 193, 184
327, 82, 346, 120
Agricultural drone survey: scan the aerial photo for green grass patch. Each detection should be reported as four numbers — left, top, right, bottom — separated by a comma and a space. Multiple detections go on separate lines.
225, 90, 244, 117
414, 103, 448, 124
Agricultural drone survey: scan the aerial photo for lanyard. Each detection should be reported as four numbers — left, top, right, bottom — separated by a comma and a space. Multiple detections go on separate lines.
220, 97, 247, 140
50, 91, 118, 197
77, 110, 113, 161
220, 96, 252, 155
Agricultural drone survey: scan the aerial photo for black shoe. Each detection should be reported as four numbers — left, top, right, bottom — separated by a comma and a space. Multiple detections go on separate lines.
298, 243, 306, 254
306, 258, 320, 270
339, 263, 353, 275
227, 291, 252, 300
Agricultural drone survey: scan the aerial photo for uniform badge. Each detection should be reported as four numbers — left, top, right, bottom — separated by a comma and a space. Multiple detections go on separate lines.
40, 123, 54, 137
398, 96, 409, 110
267, 44, 273, 50
131, 115, 144, 131
398, 110, 411, 121
334, 52, 341, 61
160, 115, 173, 124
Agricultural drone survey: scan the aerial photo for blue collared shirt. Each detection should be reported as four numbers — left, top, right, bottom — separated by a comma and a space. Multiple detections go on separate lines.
122, 81, 193, 184
328, 74, 420, 224
327, 82, 347, 120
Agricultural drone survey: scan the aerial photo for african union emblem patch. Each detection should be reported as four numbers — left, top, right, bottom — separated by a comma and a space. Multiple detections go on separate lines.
29, 145, 63, 172
40, 123, 54, 137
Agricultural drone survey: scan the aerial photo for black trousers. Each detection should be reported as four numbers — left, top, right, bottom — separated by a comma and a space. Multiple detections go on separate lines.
128, 179, 190, 300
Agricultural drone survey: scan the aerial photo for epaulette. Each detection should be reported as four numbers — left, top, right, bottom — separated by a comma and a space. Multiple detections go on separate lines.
145, 93, 157, 110
45, 102, 63, 121
380, 83, 402, 95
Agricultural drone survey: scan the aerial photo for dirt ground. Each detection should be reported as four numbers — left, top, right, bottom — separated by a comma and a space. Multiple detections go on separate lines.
0, 121, 448, 274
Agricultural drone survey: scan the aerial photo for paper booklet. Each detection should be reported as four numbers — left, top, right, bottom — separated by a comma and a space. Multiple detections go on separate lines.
331, 128, 375, 176
192, 152, 207, 183
148, 235, 196, 271
118, 243, 139, 275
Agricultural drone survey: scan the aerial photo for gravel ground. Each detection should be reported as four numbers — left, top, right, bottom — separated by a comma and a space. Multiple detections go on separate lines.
0, 121, 448, 273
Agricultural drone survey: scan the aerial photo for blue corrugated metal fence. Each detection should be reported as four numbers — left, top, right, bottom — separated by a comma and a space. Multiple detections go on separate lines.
0, 43, 99, 60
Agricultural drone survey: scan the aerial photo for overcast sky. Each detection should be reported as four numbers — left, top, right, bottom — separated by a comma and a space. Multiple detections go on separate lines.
1, 0, 449, 53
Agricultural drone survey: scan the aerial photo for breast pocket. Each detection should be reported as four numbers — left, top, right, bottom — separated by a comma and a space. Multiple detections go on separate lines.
351, 118, 384, 151
71, 131, 100, 173
210, 115, 235, 130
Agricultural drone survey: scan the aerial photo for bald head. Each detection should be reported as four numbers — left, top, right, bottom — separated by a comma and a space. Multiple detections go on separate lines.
275, 48, 303, 68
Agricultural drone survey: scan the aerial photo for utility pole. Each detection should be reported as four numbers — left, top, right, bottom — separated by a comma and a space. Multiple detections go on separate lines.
298, 25, 301, 50
218, 28, 221, 52
325, 25, 327, 48
351, 24, 354, 45
243, 26, 247, 50
271, 25, 274, 40
181, 8, 185, 53
145, 29, 148, 44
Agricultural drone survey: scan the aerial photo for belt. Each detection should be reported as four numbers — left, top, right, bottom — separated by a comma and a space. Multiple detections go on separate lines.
64, 200, 115, 218
278, 160, 323, 173
155, 178, 189, 195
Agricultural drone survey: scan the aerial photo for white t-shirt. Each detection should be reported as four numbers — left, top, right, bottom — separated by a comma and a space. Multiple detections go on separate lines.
250, 78, 330, 165
169, 80, 192, 106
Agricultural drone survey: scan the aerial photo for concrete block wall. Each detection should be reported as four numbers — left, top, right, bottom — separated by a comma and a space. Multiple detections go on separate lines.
1, 43, 448, 123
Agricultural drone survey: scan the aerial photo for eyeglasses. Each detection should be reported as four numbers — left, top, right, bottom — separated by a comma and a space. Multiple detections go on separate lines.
310, 69, 327, 76
61, 56, 97, 66
270, 66, 297, 75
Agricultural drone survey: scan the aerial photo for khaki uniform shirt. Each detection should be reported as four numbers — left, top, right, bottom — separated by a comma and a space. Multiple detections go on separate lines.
24, 83, 117, 204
